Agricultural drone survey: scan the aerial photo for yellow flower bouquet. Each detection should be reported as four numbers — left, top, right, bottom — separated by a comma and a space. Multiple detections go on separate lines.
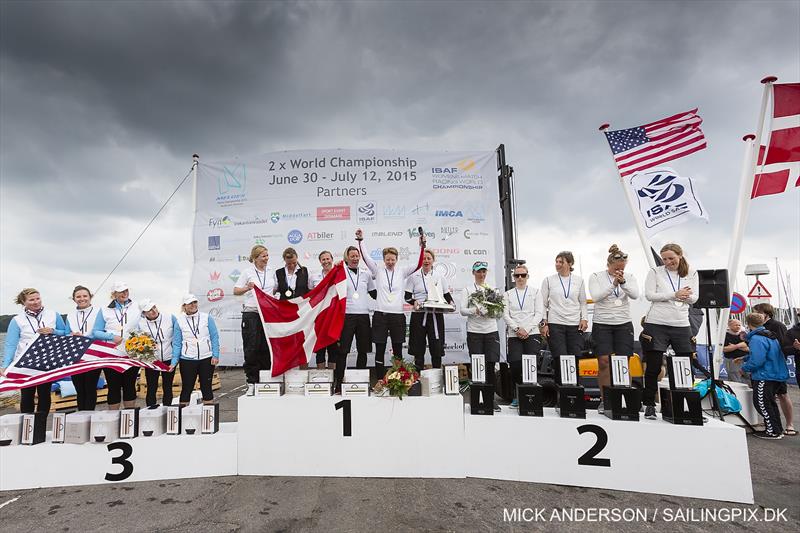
124, 330, 157, 363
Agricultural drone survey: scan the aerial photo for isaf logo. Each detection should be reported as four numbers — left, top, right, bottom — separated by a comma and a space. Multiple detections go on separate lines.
636, 173, 687, 218
357, 201, 376, 223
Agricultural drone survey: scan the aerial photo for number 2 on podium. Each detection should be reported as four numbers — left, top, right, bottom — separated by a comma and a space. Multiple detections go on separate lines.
577, 425, 611, 467
335, 400, 352, 437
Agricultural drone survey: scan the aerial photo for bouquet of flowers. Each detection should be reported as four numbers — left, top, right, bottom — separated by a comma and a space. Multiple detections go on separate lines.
467, 285, 505, 319
124, 330, 157, 363
373, 357, 420, 400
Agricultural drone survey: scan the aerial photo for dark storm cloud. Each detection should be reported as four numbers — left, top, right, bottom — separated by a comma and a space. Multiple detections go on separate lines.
1, 0, 798, 312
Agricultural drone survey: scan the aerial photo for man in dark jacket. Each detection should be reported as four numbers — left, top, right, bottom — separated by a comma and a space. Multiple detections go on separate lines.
752, 303, 797, 436
742, 313, 790, 439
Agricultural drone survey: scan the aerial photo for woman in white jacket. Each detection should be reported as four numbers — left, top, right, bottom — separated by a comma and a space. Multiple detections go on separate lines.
92, 281, 141, 410
502, 264, 543, 407
588, 245, 639, 414
641, 243, 698, 419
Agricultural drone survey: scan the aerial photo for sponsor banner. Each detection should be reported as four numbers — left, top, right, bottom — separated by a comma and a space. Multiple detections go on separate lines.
191, 149, 502, 365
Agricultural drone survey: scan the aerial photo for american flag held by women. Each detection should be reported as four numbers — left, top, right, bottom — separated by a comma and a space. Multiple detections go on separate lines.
0, 334, 168, 392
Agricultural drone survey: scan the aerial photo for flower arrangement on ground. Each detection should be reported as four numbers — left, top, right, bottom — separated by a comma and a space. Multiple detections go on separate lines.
373, 357, 420, 399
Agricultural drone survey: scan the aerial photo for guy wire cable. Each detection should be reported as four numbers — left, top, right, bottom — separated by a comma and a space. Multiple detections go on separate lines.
94, 161, 197, 295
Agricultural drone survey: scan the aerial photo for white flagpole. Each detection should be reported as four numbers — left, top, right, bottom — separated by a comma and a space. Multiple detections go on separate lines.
189, 154, 199, 293
599, 124, 657, 269
712, 76, 776, 378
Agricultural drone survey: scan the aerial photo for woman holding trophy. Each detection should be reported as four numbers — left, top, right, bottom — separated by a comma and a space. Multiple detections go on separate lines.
405, 249, 454, 371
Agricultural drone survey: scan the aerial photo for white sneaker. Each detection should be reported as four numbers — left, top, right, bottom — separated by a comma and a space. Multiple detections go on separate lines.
246, 383, 255, 396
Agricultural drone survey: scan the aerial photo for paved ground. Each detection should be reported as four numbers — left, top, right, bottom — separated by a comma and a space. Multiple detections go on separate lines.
0, 368, 797, 532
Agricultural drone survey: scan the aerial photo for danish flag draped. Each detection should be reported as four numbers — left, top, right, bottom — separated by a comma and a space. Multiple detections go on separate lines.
752, 83, 800, 198
254, 262, 347, 377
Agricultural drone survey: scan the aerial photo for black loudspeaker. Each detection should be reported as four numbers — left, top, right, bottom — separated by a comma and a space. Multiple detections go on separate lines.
694, 269, 730, 309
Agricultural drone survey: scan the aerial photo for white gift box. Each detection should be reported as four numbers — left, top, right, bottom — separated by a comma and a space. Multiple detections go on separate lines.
181, 405, 203, 435
341, 383, 369, 397
471, 354, 486, 383
0, 413, 24, 446
90, 411, 121, 443
64, 411, 93, 444
344, 369, 370, 383
522, 354, 538, 384
255, 383, 283, 396
166, 405, 182, 435
259, 370, 283, 383
140, 405, 167, 437
443, 365, 460, 395
119, 408, 140, 439
51, 412, 66, 444
284, 382, 306, 396
304, 382, 332, 396
284, 369, 309, 383
419, 374, 444, 396
308, 369, 335, 383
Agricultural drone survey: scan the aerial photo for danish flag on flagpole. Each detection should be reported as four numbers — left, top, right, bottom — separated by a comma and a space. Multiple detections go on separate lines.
254, 262, 347, 377
752, 82, 800, 198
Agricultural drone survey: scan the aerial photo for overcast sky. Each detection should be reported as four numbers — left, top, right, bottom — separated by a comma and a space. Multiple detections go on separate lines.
1, 0, 798, 317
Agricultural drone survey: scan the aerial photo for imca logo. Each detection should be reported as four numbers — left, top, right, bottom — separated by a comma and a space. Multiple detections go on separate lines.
435, 210, 463, 218
208, 235, 220, 250
287, 229, 303, 244
207, 288, 224, 302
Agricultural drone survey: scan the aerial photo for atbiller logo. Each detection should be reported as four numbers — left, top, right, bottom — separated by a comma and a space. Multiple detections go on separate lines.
207, 288, 224, 302
317, 206, 350, 221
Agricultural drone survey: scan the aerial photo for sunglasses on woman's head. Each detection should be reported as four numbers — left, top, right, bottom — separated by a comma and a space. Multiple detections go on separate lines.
612, 253, 628, 260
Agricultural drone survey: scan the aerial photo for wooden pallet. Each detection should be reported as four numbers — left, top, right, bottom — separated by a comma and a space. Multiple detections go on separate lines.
136, 370, 221, 401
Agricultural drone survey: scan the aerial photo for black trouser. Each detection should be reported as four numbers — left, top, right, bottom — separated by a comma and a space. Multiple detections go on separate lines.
509, 360, 523, 397
374, 343, 404, 371
145, 366, 176, 407
242, 312, 270, 383
105, 367, 139, 405
752, 380, 784, 436
315, 345, 338, 366
20, 383, 51, 414
547, 323, 583, 385
409, 312, 445, 371
179, 358, 214, 402
356, 353, 368, 369
642, 350, 692, 406
71, 369, 101, 411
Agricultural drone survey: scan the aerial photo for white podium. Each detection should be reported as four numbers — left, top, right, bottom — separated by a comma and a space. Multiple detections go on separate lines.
464, 406, 753, 504
237, 395, 465, 478
0, 423, 238, 490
